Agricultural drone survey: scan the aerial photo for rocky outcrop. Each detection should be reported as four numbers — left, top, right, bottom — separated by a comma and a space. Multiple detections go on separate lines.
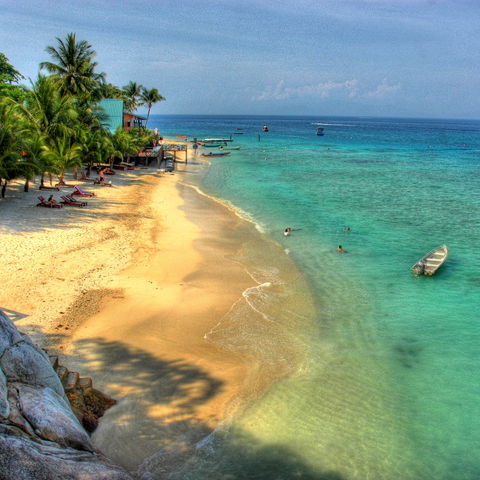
0, 310, 134, 480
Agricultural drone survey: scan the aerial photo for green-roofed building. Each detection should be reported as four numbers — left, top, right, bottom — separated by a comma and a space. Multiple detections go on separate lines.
99, 99, 146, 133
99, 99, 124, 133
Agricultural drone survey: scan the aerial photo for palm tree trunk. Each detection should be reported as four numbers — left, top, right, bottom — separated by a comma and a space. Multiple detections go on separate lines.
1, 181, 8, 198
145, 106, 152, 129
24, 178, 30, 192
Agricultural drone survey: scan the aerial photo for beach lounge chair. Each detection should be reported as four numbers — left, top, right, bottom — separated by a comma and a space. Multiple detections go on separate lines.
36, 195, 63, 208
55, 180, 76, 187
60, 195, 87, 207
71, 185, 95, 197
64, 194, 88, 206
39, 185, 60, 191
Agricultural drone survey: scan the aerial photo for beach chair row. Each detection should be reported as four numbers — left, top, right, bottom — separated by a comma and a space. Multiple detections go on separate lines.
36, 186, 95, 208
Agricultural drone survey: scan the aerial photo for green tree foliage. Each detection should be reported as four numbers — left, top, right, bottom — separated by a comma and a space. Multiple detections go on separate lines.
139, 87, 165, 128
0, 53, 27, 102
122, 81, 143, 113
41, 135, 82, 183
40, 33, 105, 97
96, 82, 126, 101
22, 75, 77, 140
0, 100, 27, 197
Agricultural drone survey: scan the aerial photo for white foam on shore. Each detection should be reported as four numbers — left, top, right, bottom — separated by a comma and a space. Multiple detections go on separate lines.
182, 182, 266, 234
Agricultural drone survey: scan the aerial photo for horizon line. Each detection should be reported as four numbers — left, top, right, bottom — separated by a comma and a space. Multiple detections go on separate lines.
144, 113, 480, 122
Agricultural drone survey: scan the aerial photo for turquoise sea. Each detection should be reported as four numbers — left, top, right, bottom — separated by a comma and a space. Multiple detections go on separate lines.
149, 115, 480, 480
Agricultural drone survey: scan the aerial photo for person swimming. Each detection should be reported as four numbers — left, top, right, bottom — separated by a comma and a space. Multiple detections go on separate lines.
284, 227, 292, 236
343, 226, 352, 232
337, 245, 347, 253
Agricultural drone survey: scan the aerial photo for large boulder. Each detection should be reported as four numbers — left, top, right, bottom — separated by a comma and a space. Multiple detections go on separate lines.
16, 383, 94, 451
0, 435, 134, 480
0, 310, 134, 479
1, 340, 65, 399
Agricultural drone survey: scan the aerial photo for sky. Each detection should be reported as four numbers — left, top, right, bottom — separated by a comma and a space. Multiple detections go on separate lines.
1, 0, 480, 119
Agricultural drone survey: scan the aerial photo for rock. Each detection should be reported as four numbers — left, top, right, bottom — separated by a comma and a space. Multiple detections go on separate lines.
16, 383, 94, 452
0, 310, 134, 479
6, 384, 36, 437
0, 368, 8, 418
0, 341, 66, 399
0, 434, 134, 480
0, 313, 24, 357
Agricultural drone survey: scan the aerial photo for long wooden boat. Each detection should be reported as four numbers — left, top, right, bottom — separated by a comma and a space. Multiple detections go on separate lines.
412, 245, 448, 276
219, 146, 240, 150
201, 138, 233, 143
201, 152, 231, 157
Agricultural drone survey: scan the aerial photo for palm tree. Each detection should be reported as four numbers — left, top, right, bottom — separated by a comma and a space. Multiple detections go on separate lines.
23, 133, 51, 190
0, 99, 25, 197
110, 128, 138, 166
96, 82, 125, 101
42, 135, 81, 184
22, 75, 77, 141
139, 88, 165, 129
122, 81, 143, 113
40, 33, 104, 97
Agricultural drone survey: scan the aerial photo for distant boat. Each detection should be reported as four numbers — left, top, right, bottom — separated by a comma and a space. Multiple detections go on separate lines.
202, 138, 233, 143
219, 146, 240, 150
412, 245, 448, 276
201, 152, 231, 157
233, 132, 244, 134
262, 125, 269, 132
316, 127, 325, 136
202, 143, 223, 148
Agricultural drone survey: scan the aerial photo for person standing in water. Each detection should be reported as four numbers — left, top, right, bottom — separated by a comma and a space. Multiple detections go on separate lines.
337, 245, 347, 253
284, 227, 292, 236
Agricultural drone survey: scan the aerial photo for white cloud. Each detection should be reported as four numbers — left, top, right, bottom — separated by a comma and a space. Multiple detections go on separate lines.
253, 77, 401, 102
253, 79, 359, 101
365, 78, 401, 98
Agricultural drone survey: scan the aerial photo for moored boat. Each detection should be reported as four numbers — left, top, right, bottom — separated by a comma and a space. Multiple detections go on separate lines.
262, 125, 269, 132
316, 127, 325, 136
201, 152, 231, 157
412, 245, 448, 276
219, 146, 240, 150
201, 138, 233, 143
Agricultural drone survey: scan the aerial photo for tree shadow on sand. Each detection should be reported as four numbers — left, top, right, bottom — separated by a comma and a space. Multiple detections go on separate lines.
26, 327, 345, 480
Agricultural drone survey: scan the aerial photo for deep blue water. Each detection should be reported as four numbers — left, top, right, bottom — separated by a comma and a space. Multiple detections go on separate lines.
149, 115, 480, 480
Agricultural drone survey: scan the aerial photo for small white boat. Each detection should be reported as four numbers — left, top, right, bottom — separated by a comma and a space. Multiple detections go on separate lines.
412, 245, 448, 276
262, 125, 269, 132
201, 138, 233, 143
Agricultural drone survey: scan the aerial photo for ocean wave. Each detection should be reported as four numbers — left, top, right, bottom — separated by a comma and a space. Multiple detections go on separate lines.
311, 122, 354, 126
183, 182, 266, 233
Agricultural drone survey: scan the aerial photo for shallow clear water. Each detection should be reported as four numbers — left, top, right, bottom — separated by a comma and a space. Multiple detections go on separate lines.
150, 115, 480, 479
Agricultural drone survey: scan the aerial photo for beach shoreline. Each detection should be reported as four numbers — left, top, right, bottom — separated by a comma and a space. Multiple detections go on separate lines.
0, 152, 313, 475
